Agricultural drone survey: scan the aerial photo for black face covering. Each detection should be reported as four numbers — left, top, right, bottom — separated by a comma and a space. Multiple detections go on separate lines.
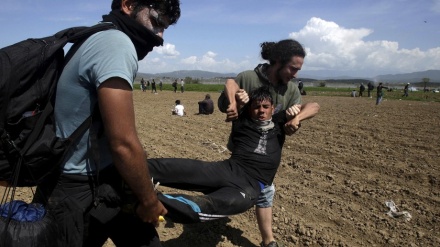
102, 10, 164, 60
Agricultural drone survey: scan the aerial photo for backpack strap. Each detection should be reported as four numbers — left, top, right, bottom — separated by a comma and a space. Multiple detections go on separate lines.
63, 22, 116, 64
0, 55, 12, 133
19, 24, 116, 156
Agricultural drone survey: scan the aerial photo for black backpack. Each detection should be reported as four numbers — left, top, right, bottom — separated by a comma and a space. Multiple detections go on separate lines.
0, 23, 115, 187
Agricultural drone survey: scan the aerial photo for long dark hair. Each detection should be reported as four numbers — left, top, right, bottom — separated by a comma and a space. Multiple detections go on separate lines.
260, 39, 306, 68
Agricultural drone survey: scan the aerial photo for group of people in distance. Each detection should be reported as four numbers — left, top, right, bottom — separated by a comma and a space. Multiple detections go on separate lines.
171, 78, 185, 93
140, 78, 163, 93
171, 93, 214, 116
357, 81, 408, 105
30, 1, 320, 247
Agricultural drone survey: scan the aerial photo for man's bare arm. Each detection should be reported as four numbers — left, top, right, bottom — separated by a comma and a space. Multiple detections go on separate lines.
98, 77, 167, 225
224, 79, 240, 121
284, 102, 320, 135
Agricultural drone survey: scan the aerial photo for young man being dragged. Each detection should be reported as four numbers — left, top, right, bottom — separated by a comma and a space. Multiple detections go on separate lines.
147, 86, 319, 224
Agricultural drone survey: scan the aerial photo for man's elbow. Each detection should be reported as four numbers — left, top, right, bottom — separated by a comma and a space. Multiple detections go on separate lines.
302, 102, 320, 117
312, 102, 320, 112
225, 78, 235, 85
310, 102, 320, 115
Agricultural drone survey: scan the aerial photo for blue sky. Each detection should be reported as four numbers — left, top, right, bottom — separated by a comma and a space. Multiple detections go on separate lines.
1, 0, 439, 77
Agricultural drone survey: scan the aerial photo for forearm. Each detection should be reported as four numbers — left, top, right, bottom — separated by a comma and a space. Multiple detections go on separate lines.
98, 78, 157, 206
110, 133, 157, 206
296, 102, 320, 122
225, 79, 239, 106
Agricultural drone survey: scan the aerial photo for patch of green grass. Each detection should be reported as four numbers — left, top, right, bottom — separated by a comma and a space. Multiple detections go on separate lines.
379, 90, 440, 102
134, 84, 224, 92
305, 87, 440, 102
306, 87, 353, 92
133, 84, 440, 102
180, 84, 225, 92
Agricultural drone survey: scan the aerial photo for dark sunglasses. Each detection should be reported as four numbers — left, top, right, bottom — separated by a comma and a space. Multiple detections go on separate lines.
149, 8, 169, 30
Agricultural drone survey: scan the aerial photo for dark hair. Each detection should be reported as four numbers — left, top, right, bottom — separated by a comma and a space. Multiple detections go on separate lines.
249, 86, 273, 105
175, 99, 180, 104
111, 0, 181, 25
260, 39, 306, 67
205, 94, 211, 99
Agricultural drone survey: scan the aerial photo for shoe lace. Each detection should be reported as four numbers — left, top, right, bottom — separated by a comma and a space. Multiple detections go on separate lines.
151, 177, 160, 191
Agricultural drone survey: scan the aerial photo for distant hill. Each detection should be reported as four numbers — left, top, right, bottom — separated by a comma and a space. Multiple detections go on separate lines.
138, 70, 236, 80
373, 70, 440, 83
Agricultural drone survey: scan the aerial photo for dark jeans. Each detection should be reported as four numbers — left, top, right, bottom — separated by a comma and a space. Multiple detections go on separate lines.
198, 100, 214, 115
198, 103, 210, 115
34, 168, 161, 247
148, 158, 260, 224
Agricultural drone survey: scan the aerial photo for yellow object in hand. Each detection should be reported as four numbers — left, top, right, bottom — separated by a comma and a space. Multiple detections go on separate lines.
158, 216, 165, 222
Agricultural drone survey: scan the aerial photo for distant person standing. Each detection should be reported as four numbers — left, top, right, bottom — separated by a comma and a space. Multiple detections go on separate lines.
172, 79, 178, 93
146, 80, 150, 90
359, 83, 365, 97
141, 78, 146, 92
151, 79, 157, 93
159, 79, 163, 91
367, 82, 374, 98
403, 83, 409, 97
180, 78, 185, 93
172, 100, 186, 116
198, 94, 214, 115
376, 82, 388, 105
298, 79, 305, 95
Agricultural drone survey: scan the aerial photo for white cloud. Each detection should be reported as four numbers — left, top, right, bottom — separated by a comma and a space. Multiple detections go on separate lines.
178, 52, 250, 73
205, 51, 217, 58
154, 43, 180, 58
199, 51, 217, 67
138, 57, 169, 74
289, 17, 440, 74
181, 56, 197, 65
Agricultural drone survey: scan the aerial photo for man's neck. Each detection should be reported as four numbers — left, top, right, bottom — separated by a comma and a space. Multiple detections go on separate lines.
266, 66, 279, 87
252, 118, 275, 132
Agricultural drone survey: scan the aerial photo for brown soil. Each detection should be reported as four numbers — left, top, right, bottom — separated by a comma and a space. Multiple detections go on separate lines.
3, 90, 440, 246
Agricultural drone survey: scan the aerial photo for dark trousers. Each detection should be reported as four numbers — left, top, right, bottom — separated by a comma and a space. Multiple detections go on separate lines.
148, 158, 260, 224
34, 169, 161, 247
198, 103, 208, 114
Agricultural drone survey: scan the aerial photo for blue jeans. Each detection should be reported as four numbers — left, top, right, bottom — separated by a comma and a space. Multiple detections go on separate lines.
256, 183, 275, 208
376, 95, 383, 105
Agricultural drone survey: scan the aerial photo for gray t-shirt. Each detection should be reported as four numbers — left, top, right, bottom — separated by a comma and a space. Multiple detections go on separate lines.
55, 29, 138, 175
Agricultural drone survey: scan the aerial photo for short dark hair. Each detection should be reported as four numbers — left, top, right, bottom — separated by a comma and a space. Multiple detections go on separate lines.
249, 86, 273, 105
175, 99, 181, 104
260, 39, 306, 68
111, 0, 181, 25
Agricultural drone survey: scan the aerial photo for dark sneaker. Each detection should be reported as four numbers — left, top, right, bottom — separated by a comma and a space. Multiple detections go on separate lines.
260, 241, 284, 247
